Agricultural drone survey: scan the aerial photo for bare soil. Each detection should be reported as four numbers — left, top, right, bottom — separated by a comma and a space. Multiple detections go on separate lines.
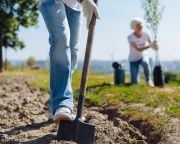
0, 75, 179, 144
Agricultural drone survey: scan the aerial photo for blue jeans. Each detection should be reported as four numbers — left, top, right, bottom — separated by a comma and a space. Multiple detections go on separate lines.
130, 58, 152, 84
40, 0, 81, 114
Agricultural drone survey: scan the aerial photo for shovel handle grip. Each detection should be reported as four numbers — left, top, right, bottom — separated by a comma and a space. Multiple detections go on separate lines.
77, 0, 98, 119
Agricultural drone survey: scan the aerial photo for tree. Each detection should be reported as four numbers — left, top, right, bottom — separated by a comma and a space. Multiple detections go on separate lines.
0, 0, 39, 72
26, 56, 37, 67
141, 0, 164, 39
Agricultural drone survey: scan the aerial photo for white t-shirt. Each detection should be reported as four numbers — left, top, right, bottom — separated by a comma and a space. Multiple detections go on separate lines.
63, 0, 82, 11
127, 31, 151, 62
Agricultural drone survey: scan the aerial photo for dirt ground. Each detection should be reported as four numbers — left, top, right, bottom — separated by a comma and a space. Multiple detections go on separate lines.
0, 75, 179, 144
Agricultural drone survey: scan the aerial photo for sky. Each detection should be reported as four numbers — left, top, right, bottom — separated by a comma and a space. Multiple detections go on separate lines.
5, 0, 180, 61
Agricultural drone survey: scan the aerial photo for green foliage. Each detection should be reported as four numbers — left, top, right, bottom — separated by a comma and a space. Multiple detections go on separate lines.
153, 116, 169, 135
0, 0, 39, 63
29, 70, 50, 91
124, 134, 138, 143
141, 0, 164, 38
26, 56, 37, 67
4, 60, 14, 71
166, 104, 180, 117
19, 106, 26, 113
85, 84, 179, 109
164, 72, 180, 84
0, 0, 39, 49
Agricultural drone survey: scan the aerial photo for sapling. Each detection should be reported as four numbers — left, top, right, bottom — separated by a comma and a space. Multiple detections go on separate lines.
142, 0, 165, 86
141, 0, 164, 40
142, 0, 165, 64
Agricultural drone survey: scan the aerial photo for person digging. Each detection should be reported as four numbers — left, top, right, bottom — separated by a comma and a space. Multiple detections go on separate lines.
38, 0, 100, 123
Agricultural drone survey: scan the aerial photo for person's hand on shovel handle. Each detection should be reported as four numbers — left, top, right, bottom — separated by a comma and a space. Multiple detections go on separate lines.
80, 0, 100, 29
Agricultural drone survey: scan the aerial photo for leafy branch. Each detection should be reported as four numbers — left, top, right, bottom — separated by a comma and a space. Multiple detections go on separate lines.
141, 0, 165, 39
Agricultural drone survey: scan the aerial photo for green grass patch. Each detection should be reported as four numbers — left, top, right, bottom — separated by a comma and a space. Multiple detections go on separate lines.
1, 70, 179, 118
166, 104, 180, 117
5, 69, 178, 117
30, 70, 50, 91
121, 107, 169, 136
85, 84, 180, 110
124, 134, 138, 143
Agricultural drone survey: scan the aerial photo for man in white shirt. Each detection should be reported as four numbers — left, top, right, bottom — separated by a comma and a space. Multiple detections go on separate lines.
39, 0, 100, 123
127, 17, 158, 86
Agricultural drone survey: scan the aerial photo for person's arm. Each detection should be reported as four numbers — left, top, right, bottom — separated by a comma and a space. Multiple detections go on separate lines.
130, 42, 151, 52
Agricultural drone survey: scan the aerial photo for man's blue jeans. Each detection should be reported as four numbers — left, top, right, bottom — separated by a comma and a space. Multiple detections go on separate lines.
130, 57, 152, 84
40, 0, 81, 114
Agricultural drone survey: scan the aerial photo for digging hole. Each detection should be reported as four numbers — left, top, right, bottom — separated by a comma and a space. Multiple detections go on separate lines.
101, 107, 162, 144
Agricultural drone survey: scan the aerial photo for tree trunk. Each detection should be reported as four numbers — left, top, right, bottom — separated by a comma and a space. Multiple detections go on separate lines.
0, 34, 3, 72
4, 48, 7, 70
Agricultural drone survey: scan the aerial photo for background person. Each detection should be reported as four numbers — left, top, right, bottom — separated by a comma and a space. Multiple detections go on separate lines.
127, 17, 159, 86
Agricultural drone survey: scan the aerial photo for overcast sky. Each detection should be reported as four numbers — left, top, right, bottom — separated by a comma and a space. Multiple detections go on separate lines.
6, 0, 180, 61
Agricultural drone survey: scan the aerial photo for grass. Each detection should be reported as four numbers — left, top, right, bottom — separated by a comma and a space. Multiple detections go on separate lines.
1, 69, 178, 116
85, 84, 179, 110
164, 72, 180, 86
121, 107, 170, 135
166, 104, 180, 117
125, 134, 138, 143
1, 69, 179, 137
0, 69, 50, 91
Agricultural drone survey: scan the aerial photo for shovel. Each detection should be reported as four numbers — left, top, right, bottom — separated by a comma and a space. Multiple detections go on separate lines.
57, 0, 98, 143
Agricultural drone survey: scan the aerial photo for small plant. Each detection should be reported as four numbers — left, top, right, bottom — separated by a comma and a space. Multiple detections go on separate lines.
26, 56, 37, 67
26, 56, 40, 70
141, 0, 165, 39
19, 106, 26, 113
125, 134, 138, 143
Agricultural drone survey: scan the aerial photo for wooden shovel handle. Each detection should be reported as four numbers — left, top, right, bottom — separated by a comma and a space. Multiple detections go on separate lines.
77, 0, 98, 119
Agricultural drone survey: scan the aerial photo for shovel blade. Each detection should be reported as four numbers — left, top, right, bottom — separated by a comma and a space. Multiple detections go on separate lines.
57, 119, 95, 144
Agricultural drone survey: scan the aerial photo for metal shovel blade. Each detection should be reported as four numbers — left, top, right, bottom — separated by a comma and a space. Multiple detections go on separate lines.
57, 119, 95, 144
